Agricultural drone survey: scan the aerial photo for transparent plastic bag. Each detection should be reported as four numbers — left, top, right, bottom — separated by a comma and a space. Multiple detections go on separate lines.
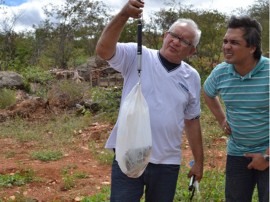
116, 82, 152, 178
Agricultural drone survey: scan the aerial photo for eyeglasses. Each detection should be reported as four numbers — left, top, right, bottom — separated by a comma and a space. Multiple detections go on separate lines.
168, 31, 193, 47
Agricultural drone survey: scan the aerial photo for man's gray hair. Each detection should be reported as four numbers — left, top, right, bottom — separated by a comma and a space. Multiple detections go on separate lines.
168, 18, 201, 47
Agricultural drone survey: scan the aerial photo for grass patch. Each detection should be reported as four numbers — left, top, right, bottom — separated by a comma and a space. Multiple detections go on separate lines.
0, 88, 17, 109
91, 87, 121, 124
174, 165, 225, 201
0, 113, 92, 149
0, 169, 34, 187
31, 150, 63, 162
88, 141, 114, 165
73, 171, 89, 179
82, 186, 110, 202
60, 164, 89, 191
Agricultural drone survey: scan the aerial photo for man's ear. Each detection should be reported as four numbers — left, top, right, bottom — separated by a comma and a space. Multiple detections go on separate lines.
189, 46, 197, 56
249, 46, 256, 54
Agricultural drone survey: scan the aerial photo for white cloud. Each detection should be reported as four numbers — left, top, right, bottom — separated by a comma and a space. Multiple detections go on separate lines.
103, 0, 256, 22
188, 0, 255, 14
1, 0, 64, 32
1, 0, 256, 32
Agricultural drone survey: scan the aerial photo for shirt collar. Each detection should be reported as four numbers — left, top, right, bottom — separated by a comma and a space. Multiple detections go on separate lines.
227, 56, 264, 80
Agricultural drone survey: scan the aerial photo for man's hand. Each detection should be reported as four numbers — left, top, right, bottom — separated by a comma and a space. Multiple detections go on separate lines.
120, 0, 144, 19
188, 161, 203, 182
245, 153, 269, 171
221, 120, 231, 135
96, 0, 144, 60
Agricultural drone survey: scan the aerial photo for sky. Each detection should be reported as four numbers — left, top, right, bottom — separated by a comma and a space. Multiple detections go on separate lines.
1, 0, 257, 32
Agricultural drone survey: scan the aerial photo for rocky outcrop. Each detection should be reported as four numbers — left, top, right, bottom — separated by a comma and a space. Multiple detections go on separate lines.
0, 71, 24, 89
51, 56, 123, 87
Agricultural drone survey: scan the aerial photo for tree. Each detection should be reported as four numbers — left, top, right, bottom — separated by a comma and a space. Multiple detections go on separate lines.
195, 10, 227, 62
39, 0, 110, 69
247, 0, 269, 55
0, 2, 23, 70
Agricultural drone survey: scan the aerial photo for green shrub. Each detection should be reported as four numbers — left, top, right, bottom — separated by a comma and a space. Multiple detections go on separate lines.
47, 80, 89, 108
62, 174, 76, 190
82, 186, 110, 202
31, 150, 63, 162
0, 169, 34, 187
20, 66, 54, 84
0, 88, 17, 109
91, 86, 122, 123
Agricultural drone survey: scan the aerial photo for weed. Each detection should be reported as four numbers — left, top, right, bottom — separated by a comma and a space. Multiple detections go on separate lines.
62, 174, 76, 190
31, 150, 63, 162
0, 169, 34, 187
74, 171, 89, 179
60, 164, 88, 191
21, 66, 54, 85
47, 80, 90, 108
0, 88, 16, 109
81, 186, 110, 202
0, 113, 92, 148
91, 86, 122, 123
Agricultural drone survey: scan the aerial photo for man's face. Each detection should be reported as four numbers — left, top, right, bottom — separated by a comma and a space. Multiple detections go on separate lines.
160, 24, 196, 64
222, 28, 256, 65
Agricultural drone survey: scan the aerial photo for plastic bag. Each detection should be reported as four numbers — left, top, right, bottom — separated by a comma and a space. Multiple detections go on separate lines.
116, 82, 152, 178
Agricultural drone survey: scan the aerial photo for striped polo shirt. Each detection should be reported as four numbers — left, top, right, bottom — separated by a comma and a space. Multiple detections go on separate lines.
204, 56, 269, 156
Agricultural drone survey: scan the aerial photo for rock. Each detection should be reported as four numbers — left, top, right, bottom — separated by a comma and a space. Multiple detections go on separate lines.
0, 71, 24, 89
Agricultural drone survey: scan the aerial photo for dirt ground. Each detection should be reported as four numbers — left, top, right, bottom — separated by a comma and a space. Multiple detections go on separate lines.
0, 95, 227, 201
0, 128, 112, 201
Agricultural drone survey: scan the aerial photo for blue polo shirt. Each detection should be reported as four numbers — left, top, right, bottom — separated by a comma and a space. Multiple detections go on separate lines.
204, 56, 269, 156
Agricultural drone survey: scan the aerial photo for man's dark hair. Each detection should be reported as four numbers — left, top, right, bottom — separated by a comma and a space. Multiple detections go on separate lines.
227, 16, 262, 60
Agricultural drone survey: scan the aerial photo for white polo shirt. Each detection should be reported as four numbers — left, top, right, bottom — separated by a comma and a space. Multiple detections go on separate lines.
105, 42, 201, 165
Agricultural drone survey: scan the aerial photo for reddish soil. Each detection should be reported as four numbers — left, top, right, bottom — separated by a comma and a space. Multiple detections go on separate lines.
0, 126, 112, 201
0, 95, 227, 201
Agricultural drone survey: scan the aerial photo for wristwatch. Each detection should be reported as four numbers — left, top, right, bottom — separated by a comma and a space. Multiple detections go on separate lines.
263, 154, 269, 162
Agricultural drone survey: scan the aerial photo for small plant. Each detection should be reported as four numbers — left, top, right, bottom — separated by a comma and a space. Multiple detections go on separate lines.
62, 174, 76, 191
60, 165, 87, 191
47, 80, 89, 108
31, 150, 63, 162
91, 86, 122, 123
0, 169, 34, 187
21, 66, 54, 85
74, 171, 89, 179
0, 88, 16, 109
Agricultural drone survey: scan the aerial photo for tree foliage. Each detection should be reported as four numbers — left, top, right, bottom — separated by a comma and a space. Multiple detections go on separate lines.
39, 0, 110, 69
247, 0, 269, 55
0, 0, 268, 74
0, 2, 23, 70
